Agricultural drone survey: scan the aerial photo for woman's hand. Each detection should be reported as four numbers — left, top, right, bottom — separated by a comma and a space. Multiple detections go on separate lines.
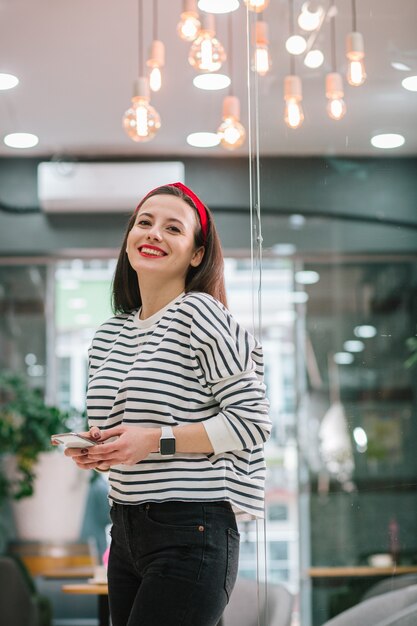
63, 427, 110, 471
85, 425, 161, 467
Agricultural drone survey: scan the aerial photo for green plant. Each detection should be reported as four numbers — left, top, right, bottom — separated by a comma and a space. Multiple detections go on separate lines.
405, 329, 417, 369
0, 371, 69, 503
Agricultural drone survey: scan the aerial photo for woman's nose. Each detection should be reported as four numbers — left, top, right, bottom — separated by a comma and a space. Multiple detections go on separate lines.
146, 226, 162, 240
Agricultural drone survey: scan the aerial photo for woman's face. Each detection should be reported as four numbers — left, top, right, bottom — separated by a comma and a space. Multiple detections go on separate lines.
126, 193, 205, 283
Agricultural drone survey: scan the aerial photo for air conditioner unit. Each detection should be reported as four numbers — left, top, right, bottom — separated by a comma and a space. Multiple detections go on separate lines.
38, 161, 185, 213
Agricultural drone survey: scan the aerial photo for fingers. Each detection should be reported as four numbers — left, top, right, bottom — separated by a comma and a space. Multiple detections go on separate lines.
89, 426, 102, 441
97, 426, 124, 442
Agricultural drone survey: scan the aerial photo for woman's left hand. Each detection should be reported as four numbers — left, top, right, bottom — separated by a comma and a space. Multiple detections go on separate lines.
85, 425, 160, 466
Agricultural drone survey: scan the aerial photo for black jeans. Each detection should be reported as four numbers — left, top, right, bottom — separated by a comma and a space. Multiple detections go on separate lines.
108, 500, 240, 626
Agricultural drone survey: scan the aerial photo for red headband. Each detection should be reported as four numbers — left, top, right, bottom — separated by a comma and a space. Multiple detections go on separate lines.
136, 182, 208, 243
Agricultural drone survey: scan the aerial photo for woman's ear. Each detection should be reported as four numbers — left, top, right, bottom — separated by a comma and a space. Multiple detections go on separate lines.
190, 246, 205, 268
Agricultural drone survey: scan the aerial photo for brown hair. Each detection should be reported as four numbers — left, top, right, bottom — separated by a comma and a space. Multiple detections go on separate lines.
112, 184, 228, 314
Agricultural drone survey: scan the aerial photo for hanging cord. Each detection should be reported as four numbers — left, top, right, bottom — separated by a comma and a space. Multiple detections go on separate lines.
330, 0, 336, 72
228, 12, 233, 96
138, 0, 144, 75
351, 0, 357, 31
289, 0, 295, 75
153, 0, 158, 41
246, 5, 268, 626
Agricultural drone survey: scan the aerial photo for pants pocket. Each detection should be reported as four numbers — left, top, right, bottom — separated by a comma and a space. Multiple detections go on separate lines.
224, 527, 240, 602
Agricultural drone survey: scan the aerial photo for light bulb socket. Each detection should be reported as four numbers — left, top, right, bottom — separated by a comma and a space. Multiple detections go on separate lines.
201, 13, 215, 34
346, 32, 365, 60
253, 21, 269, 46
222, 95, 240, 120
133, 77, 150, 100
147, 40, 165, 67
284, 75, 303, 101
183, 0, 198, 12
326, 72, 344, 98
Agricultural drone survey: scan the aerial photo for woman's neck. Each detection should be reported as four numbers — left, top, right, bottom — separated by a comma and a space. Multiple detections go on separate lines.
138, 277, 185, 320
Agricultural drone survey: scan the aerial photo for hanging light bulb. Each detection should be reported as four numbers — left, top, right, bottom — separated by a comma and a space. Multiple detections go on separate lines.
346, 32, 366, 85
326, 72, 346, 120
147, 40, 165, 92
188, 13, 226, 72
298, 2, 324, 31
177, 0, 201, 42
284, 75, 304, 129
122, 77, 161, 142
244, 0, 270, 12
253, 21, 271, 76
217, 95, 246, 150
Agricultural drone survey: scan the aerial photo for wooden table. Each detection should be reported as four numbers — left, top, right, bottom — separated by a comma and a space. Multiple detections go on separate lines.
62, 583, 109, 626
308, 565, 417, 578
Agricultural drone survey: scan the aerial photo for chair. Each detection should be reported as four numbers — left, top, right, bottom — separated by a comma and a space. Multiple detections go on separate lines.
221, 577, 294, 626
362, 574, 417, 601
0, 556, 50, 626
377, 603, 417, 626
322, 584, 417, 626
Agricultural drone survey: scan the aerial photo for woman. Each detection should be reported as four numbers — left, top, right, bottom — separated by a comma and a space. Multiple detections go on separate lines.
65, 182, 271, 626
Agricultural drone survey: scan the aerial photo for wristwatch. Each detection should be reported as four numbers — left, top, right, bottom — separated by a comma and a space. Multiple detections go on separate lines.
159, 426, 176, 457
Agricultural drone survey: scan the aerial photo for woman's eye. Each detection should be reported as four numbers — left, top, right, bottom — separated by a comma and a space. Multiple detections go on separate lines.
137, 219, 151, 226
168, 226, 180, 233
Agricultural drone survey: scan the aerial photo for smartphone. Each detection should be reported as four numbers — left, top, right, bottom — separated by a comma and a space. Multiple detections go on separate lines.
51, 432, 98, 448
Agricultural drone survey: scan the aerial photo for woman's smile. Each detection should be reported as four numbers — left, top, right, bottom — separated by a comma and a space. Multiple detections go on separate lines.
138, 244, 167, 258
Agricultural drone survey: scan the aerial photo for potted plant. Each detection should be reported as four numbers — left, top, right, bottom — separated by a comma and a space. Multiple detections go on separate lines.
0, 371, 91, 541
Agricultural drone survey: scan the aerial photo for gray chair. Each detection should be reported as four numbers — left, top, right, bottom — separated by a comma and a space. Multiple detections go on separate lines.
0, 556, 41, 626
322, 584, 417, 626
221, 577, 294, 626
362, 574, 417, 601
377, 603, 417, 626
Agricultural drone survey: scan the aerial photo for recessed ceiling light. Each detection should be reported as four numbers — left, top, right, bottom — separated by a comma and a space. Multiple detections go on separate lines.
4, 132, 39, 149
187, 132, 220, 148
391, 62, 411, 71
343, 340, 365, 353
198, 0, 240, 13
304, 49, 324, 69
289, 214, 306, 228
295, 270, 320, 284
354, 325, 377, 338
285, 35, 307, 55
402, 76, 417, 92
333, 352, 354, 365
193, 74, 231, 91
371, 133, 405, 149
0, 73, 19, 90
271, 243, 296, 256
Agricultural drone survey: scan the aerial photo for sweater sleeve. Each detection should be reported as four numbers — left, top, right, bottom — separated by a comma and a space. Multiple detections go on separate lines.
187, 295, 272, 454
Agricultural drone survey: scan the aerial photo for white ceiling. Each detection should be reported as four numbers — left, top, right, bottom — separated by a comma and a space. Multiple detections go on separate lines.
0, 0, 416, 158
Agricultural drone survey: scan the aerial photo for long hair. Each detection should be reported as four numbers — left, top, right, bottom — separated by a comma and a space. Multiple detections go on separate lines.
112, 184, 228, 313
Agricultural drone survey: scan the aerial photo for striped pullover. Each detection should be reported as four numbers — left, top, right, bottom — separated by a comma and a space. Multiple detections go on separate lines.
87, 291, 271, 518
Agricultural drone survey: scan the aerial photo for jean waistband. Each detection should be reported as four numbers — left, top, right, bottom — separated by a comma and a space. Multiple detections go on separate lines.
111, 500, 232, 512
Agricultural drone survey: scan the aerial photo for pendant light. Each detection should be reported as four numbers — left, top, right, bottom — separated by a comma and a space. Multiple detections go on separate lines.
122, 0, 161, 142
147, 0, 165, 92
217, 13, 246, 149
253, 20, 271, 76
326, 0, 346, 120
188, 13, 226, 72
346, 0, 366, 86
177, 0, 201, 42
284, 0, 304, 129
244, 0, 270, 13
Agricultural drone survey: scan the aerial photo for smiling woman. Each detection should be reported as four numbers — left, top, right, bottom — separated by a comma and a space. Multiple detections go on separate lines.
62, 181, 271, 626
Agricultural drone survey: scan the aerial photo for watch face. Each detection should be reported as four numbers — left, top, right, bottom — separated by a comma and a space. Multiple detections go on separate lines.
160, 437, 176, 455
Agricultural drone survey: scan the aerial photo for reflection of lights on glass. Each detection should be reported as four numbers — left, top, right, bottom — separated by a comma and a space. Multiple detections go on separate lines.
25, 353, 37, 366
4, 133, 39, 149
198, 0, 239, 12
186, 132, 220, 148
271, 243, 297, 256
0, 73, 19, 90
298, 2, 324, 31
122, 78, 161, 142
371, 134, 405, 150
295, 270, 320, 284
304, 49, 324, 68
284, 75, 304, 129
391, 62, 411, 71
69, 298, 87, 310
177, 0, 201, 41
326, 73, 346, 121
333, 352, 354, 365
193, 73, 230, 90
402, 76, 417, 92
286, 35, 307, 55
354, 325, 377, 338
353, 427, 368, 453
217, 96, 246, 150
343, 340, 365, 352
289, 214, 306, 228
346, 32, 366, 86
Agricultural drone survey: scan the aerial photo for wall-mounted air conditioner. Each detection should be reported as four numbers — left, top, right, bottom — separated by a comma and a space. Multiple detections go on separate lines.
38, 161, 185, 213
